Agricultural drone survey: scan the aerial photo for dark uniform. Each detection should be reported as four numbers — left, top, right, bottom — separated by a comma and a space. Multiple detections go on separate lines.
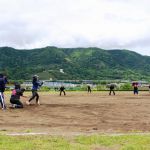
10, 83, 25, 108
87, 85, 92, 93
133, 84, 138, 95
109, 84, 115, 95
59, 86, 66, 96
0, 74, 8, 109
27, 75, 43, 105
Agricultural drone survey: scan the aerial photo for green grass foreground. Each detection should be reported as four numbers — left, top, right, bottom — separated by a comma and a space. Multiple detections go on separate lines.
0, 134, 150, 150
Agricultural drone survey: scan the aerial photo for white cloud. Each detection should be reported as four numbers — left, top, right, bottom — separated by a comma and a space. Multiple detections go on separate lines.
0, 0, 150, 55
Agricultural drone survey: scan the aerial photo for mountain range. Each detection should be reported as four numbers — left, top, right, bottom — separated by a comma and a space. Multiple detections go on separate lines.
0, 46, 150, 81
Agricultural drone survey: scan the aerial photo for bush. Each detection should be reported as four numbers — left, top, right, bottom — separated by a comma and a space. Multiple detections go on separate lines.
39, 86, 51, 91
96, 84, 106, 91
120, 83, 132, 90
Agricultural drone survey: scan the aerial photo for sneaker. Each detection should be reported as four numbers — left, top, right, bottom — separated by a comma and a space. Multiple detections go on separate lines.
2, 105, 7, 110
12, 104, 16, 108
9, 104, 15, 109
26, 101, 30, 105
37, 101, 40, 105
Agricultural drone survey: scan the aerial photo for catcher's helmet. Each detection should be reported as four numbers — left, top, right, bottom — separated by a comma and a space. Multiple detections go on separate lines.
15, 83, 21, 89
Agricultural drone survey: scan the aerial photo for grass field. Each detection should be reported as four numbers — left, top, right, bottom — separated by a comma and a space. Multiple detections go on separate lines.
0, 134, 150, 150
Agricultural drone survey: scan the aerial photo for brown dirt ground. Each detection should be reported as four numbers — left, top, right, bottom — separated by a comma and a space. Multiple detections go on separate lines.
1, 91, 150, 135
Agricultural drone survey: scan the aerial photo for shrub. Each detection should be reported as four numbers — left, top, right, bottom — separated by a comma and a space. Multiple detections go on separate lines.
120, 83, 132, 90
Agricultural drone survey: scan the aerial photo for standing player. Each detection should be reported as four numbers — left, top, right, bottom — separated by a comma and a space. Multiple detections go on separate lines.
87, 85, 92, 93
132, 82, 139, 95
59, 86, 66, 96
109, 84, 116, 95
0, 74, 8, 110
26, 75, 43, 105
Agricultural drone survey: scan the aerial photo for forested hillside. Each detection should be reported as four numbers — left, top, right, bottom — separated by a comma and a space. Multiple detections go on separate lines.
0, 46, 150, 80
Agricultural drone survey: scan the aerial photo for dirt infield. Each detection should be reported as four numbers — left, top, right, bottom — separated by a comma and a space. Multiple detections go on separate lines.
1, 91, 150, 134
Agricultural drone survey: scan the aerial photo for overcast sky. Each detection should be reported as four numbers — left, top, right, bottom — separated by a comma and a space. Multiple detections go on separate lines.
0, 0, 150, 55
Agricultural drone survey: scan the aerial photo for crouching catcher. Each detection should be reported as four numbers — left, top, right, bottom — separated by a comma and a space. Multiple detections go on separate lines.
10, 83, 27, 108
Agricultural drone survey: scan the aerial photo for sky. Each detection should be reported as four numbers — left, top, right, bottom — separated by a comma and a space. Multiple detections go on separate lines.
0, 0, 150, 55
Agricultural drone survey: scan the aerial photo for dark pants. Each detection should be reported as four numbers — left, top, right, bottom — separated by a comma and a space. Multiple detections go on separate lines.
0, 92, 6, 109
60, 90, 66, 96
10, 98, 23, 108
109, 89, 115, 95
88, 89, 91, 93
134, 90, 138, 95
29, 90, 39, 103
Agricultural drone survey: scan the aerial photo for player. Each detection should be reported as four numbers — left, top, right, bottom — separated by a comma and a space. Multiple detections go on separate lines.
26, 75, 43, 105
